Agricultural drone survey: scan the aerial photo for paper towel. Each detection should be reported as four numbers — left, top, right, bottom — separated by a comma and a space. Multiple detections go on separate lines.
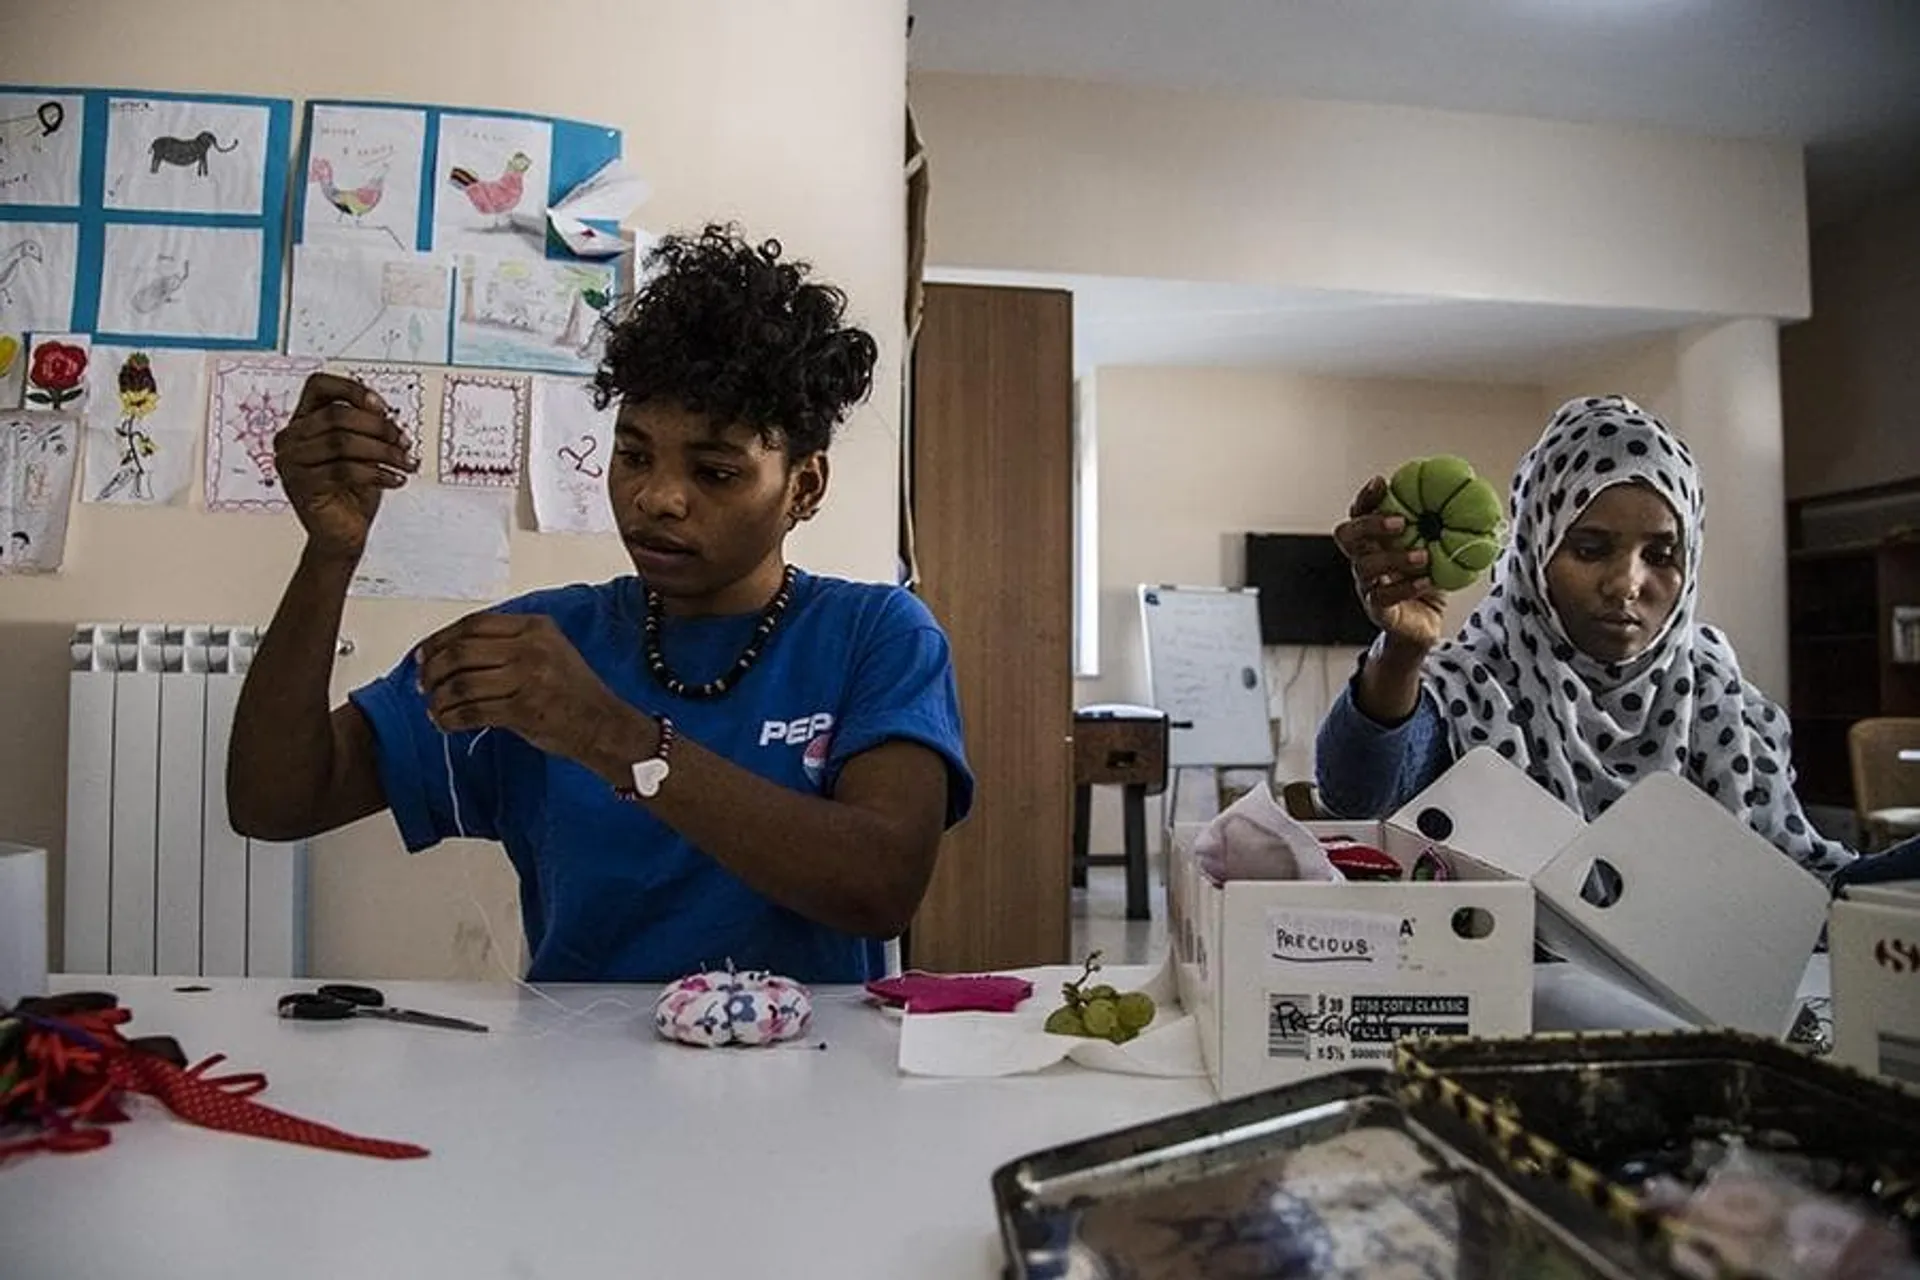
894, 953, 1204, 1079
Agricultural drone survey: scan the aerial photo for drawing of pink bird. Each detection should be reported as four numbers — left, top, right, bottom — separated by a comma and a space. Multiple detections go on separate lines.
448, 151, 532, 226
310, 157, 386, 224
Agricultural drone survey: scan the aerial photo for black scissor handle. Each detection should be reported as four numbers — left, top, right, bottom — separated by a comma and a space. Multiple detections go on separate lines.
316, 983, 386, 1009
277, 992, 357, 1021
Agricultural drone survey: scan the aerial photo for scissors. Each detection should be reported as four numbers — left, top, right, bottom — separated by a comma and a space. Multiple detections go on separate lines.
276, 983, 489, 1034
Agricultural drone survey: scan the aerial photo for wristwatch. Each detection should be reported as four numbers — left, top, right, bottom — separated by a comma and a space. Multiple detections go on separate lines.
614, 716, 676, 801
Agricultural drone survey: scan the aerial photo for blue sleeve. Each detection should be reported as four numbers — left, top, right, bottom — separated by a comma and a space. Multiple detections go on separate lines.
1313, 677, 1454, 820
348, 648, 509, 853
825, 590, 975, 828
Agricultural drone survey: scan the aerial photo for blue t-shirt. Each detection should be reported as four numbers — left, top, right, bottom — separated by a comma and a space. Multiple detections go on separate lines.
349, 570, 974, 984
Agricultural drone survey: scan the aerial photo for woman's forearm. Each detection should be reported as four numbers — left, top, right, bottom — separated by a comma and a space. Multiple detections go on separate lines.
227, 546, 359, 838
1355, 633, 1431, 724
580, 710, 942, 938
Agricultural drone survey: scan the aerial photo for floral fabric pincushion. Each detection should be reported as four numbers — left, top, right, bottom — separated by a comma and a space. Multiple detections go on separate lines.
1376, 455, 1506, 592
653, 969, 813, 1047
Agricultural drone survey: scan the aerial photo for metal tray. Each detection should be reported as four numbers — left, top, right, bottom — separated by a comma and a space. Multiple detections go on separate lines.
1395, 1030, 1920, 1246
991, 1069, 1677, 1279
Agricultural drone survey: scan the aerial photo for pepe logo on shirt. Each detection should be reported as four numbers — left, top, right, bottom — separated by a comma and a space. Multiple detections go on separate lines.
759, 712, 835, 785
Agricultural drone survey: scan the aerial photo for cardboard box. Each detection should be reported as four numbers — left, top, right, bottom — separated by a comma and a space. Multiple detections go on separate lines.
1170, 748, 1833, 1100
1170, 811, 1536, 1100
1422, 752, 1829, 1036
1830, 881, 1920, 1086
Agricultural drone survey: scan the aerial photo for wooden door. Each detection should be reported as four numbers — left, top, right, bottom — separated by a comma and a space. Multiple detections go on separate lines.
908, 284, 1074, 971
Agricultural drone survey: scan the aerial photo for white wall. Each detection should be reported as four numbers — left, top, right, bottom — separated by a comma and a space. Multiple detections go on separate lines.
911, 72, 1809, 319
1782, 181, 1920, 498
1076, 366, 1545, 845
1541, 320, 1789, 701
0, 0, 907, 977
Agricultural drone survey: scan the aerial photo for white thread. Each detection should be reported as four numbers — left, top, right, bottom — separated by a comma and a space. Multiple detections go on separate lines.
442, 727, 491, 839
458, 851, 642, 1034
436, 729, 820, 1048
439, 725, 640, 1032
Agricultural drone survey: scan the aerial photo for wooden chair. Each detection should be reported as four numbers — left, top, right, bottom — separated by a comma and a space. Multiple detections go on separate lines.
1846, 717, 1920, 851
1071, 710, 1168, 921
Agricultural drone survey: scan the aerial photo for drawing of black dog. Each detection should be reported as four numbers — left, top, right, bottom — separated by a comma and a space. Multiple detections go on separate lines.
149, 131, 238, 176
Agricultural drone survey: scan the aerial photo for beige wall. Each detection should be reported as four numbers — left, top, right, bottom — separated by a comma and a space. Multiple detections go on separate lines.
1076, 367, 1545, 840
1542, 320, 1790, 701
0, 0, 907, 977
1781, 181, 1920, 498
910, 72, 1810, 319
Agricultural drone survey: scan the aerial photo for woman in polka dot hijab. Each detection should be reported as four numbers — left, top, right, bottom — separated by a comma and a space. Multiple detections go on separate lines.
1318, 394, 1855, 882
1421, 395, 1852, 879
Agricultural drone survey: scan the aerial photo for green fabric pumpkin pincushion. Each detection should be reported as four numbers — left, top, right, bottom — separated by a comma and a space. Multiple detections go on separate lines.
1376, 455, 1506, 592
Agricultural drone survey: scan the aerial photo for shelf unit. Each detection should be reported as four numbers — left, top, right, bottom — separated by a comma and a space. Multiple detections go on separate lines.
1785, 486, 1920, 808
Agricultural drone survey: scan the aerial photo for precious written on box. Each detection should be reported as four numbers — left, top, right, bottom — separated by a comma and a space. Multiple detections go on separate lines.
1170, 814, 1536, 1100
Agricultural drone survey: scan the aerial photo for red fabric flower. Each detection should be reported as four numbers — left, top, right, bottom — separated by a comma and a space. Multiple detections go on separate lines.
28, 342, 86, 394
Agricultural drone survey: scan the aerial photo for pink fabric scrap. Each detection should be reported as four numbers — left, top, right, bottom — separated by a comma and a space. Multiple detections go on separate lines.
865, 972, 1034, 1014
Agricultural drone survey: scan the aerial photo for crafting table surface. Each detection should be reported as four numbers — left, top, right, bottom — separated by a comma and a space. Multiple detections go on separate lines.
5, 976, 1211, 1280
5, 961, 1830, 1279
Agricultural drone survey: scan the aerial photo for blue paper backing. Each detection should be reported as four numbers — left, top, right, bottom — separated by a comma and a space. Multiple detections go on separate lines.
0, 84, 292, 351
296, 99, 622, 261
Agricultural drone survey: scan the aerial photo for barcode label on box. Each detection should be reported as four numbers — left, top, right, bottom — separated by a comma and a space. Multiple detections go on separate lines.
1348, 995, 1472, 1042
1879, 1032, 1920, 1085
1267, 992, 1472, 1065
1267, 993, 1310, 1058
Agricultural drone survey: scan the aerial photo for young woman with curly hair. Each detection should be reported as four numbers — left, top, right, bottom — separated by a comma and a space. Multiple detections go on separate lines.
228, 225, 973, 983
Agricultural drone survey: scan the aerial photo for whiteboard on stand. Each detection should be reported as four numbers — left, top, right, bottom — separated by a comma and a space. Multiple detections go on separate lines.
1138, 585, 1274, 769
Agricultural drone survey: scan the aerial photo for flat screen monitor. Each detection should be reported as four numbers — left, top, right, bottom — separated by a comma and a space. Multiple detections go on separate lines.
1243, 533, 1377, 646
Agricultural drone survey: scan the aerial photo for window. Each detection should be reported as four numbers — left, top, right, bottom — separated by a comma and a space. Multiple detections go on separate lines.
1073, 378, 1100, 678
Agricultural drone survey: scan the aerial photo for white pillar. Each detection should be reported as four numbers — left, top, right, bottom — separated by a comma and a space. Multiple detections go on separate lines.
1674, 319, 1789, 700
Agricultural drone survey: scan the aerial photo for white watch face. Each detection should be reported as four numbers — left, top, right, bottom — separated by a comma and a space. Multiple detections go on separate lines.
632, 757, 670, 798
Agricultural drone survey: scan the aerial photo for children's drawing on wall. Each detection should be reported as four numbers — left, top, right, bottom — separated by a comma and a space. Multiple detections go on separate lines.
336, 363, 425, 464
128, 254, 191, 314
206, 354, 319, 512
452, 253, 615, 374
0, 334, 22, 409
0, 411, 77, 574
97, 223, 261, 340
0, 237, 44, 311
431, 114, 552, 260
286, 245, 452, 363
0, 221, 79, 333
0, 93, 82, 206
301, 104, 425, 252
350, 482, 511, 602
24, 332, 90, 413
103, 96, 270, 216
439, 372, 529, 488
82, 346, 206, 505
528, 375, 615, 535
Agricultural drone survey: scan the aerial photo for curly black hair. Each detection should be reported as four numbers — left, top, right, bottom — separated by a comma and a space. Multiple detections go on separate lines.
589, 223, 878, 458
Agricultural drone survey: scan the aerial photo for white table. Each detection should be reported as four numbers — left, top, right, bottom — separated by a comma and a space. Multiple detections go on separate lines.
4, 976, 1214, 1280
5, 963, 1832, 1278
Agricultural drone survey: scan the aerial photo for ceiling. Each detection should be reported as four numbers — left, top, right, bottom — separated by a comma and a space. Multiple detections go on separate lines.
908, 0, 1920, 227
909, 0, 1920, 382
926, 268, 1719, 381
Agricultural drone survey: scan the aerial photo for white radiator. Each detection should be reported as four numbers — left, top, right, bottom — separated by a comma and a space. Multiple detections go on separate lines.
65, 623, 307, 978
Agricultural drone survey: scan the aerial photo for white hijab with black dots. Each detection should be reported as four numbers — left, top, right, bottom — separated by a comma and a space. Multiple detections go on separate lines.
1421, 394, 1853, 880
